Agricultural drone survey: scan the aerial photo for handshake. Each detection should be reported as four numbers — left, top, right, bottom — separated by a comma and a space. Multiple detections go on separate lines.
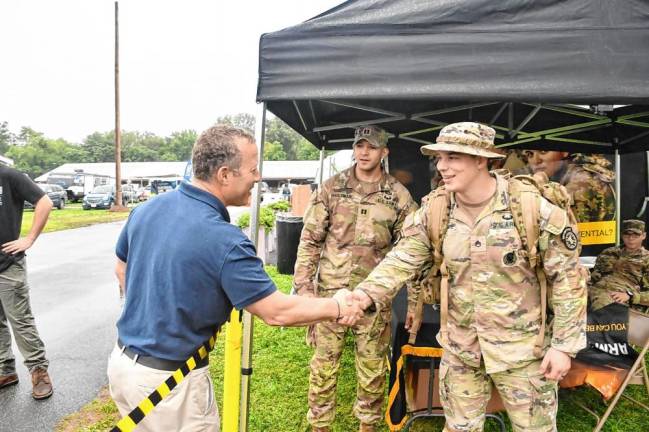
331, 289, 373, 326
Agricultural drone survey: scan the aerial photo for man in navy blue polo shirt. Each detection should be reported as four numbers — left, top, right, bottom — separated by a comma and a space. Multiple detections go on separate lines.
107, 125, 363, 431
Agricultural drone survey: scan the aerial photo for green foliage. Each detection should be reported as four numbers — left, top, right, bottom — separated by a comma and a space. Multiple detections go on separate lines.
0, 121, 13, 154
263, 140, 287, 161
7, 128, 87, 178
296, 139, 320, 160
235, 201, 290, 233
1, 113, 323, 180
236, 206, 276, 233
215, 113, 256, 134
267, 200, 291, 213
265, 116, 321, 161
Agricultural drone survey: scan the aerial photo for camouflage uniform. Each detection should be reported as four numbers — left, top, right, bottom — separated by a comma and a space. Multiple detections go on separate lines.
518, 152, 616, 223
556, 154, 615, 223
355, 123, 587, 432
294, 164, 416, 428
589, 220, 649, 311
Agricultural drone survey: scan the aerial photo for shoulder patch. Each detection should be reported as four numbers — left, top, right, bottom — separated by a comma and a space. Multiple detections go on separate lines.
561, 227, 578, 250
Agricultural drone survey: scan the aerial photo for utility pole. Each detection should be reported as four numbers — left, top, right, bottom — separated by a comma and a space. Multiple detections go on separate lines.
111, 1, 127, 211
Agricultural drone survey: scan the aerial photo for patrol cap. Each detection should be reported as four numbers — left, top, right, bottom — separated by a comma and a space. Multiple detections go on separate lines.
353, 125, 388, 148
420, 122, 505, 159
622, 219, 645, 234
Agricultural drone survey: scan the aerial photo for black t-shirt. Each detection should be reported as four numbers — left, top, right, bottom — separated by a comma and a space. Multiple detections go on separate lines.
0, 166, 45, 248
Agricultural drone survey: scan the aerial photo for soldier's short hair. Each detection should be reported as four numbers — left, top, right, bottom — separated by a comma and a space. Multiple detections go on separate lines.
192, 125, 254, 181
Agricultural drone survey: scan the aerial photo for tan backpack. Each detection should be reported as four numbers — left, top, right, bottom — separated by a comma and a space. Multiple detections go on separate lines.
408, 170, 582, 357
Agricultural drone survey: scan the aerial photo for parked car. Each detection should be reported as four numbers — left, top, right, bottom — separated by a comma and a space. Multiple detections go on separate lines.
82, 185, 131, 210
25, 184, 66, 210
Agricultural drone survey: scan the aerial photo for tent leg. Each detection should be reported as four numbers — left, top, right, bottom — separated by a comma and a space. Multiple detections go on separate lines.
238, 102, 267, 432
615, 150, 621, 246
318, 146, 326, 184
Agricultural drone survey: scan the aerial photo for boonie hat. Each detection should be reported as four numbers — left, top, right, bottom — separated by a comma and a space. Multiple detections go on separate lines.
420, 122, 505, 159
353, 125, 388, 148
622, 219, 645, 234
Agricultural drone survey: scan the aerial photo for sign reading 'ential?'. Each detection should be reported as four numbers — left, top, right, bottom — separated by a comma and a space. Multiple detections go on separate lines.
577, 221, 616, 245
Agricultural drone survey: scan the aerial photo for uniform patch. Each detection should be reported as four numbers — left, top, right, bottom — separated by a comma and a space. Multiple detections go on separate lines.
503, 251, 517, 266
502, 213, 513, 220
561, 227, 578, 250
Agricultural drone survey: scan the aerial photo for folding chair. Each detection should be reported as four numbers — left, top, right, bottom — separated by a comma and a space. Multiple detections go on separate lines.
591, 308, 649, 432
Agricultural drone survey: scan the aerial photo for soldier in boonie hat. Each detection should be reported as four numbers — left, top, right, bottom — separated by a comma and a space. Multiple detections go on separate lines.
622, 219, 645, 235
353, 125, 389, 149
420, 122, 505, 159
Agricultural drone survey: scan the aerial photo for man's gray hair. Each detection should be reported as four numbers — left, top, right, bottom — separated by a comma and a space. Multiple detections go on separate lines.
192, 125, 255, 181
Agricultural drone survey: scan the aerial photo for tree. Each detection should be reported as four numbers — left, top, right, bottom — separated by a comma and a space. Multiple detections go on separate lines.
295, 139, 320, 160
6, 130, 83, 178
263, 141, 287, 161
215, 113, 256, 134
163, 130, 197, 161
81, 131, 116, 162
0, 121, 14, 155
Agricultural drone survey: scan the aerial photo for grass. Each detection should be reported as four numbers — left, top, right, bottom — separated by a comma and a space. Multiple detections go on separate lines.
20, 203, 132, 236
55, 266, 649, 432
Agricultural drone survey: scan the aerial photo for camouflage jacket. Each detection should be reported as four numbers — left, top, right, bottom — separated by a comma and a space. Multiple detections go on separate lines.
356, 172, 587, 373
589, 246, 649, 311
293, 166, 417, 297
558, 154, 615, 223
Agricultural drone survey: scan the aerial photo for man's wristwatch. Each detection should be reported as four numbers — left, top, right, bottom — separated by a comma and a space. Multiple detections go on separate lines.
626, 290, 634, 304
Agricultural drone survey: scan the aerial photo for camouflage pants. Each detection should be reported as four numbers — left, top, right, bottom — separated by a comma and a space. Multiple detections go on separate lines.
439, 352, 557, 432
307, 305, 391, 427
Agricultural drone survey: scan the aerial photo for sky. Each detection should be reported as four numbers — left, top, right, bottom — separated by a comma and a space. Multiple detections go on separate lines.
0, 0, 342, 143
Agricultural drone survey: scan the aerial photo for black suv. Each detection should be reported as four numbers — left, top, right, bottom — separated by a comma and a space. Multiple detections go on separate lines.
25, 184, 66, 210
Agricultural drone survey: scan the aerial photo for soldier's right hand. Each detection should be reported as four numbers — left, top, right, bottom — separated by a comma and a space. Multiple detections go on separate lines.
333, 289, 363, 325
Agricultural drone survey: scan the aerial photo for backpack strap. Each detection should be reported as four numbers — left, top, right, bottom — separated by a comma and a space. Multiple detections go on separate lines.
508, 175, 547, 356
416, 187, 451, 345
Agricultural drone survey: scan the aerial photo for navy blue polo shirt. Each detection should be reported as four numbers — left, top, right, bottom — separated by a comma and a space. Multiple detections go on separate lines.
115, 182, 276, 361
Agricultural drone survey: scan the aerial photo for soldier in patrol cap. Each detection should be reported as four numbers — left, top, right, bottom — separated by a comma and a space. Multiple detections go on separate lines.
589, 219, 649, 312
351, 122, 587, 432
294, 124, 417, 432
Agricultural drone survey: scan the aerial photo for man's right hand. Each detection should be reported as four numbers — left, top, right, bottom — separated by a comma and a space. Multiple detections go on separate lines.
333, 289, 363, 325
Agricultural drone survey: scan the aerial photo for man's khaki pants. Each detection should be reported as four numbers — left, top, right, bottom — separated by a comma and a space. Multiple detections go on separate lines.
107, 345, 220, 432
0, 258, 48, 375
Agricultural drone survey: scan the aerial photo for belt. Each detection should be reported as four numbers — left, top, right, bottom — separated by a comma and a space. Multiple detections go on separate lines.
117, 340, 208, 371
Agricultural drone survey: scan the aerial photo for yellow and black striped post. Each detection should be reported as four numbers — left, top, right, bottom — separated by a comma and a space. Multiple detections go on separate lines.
111, 329, 220, 432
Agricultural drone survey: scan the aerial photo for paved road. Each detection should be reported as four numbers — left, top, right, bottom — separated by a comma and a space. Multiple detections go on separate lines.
0, 221, 125, 431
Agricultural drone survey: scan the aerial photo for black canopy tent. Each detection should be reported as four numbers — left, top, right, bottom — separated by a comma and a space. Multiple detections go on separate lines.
255, 0, 649, 226
235, 1, 649, 430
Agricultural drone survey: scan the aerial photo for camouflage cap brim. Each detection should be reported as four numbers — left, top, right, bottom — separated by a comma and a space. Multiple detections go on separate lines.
420, 142, 506, 159
623, 228, 643, 235
353, 137, 384, 148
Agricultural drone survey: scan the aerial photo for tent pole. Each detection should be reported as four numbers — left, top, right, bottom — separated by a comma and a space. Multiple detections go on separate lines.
319, 145, 325, 184
239, 102, 267, 432
615, 149, 621, 246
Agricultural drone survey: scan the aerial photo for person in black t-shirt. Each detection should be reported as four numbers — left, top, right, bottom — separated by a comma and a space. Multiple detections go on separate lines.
0, 165, 54, 400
